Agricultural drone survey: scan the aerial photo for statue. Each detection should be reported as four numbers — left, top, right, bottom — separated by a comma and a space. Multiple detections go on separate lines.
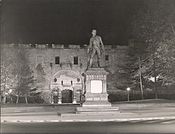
87, 29, 105, 69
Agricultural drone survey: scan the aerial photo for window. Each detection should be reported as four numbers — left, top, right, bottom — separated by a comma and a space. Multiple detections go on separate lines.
55, 56, 60, 64
105, 55, 109, 61
54, 78, 57, 82
74, 56, 78, 65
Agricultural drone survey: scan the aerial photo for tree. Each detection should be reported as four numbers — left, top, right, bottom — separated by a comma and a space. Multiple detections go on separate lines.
32, 63, 52, 103
13, 48, 35, 103
33, 63, 52, 103
1, 46, 18, 103
151, 37, 175, 85
35, 64, 46, 89
130, 0, 175, 98
1, 46, 35, 103
107, 49, 133, 92
127, 40, 148, 99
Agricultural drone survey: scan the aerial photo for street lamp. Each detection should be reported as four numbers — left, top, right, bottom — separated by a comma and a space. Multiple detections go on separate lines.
3, 92, 8, 104
8, 89, 12, 94
126, 87, 131, 101
5, 92, 8, 95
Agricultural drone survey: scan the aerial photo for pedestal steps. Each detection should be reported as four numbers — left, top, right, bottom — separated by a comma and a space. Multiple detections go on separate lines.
76, 103, 119, 115
82, 101, 111, 106
76, 106, 119, 113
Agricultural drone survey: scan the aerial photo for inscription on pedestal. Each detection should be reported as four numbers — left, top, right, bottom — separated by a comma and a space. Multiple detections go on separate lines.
91, 80, 102, 93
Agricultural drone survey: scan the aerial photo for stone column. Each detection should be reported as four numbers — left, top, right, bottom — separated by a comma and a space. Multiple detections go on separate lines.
102, 77, 107, 93
86, 76, 91, 93
58, 88, 62, 104
51, 93, 54, 104
72, 87, 77, 104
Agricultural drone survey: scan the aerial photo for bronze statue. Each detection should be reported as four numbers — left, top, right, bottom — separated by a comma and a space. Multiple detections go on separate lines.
87, 29, 105, 68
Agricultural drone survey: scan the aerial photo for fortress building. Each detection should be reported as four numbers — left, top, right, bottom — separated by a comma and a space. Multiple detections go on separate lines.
2, 44, 128, 104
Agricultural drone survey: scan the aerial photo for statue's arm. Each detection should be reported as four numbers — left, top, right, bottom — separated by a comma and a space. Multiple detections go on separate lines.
87, 38, 92, 53
99, 37, 105, 52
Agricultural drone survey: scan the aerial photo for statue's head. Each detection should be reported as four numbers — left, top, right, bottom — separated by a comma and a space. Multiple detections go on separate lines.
92, 29, 97, 36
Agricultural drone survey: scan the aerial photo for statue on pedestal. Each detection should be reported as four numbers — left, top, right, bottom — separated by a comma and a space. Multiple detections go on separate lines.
87, 29, 105, 69
76, 30, 119, 113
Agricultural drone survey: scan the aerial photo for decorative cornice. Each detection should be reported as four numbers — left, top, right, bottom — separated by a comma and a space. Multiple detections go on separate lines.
85, 68, 109, 75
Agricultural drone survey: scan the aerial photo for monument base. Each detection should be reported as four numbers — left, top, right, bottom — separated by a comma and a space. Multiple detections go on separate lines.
83, 92, 110, 106
77, 95, 119, 113
76, 67, 119, 114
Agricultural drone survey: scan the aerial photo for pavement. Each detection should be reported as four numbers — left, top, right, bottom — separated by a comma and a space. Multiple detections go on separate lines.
2, 119, 175, 134
1, 100, 175, 123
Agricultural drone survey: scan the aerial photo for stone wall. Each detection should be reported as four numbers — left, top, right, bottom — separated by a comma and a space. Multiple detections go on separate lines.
1, 44, 128, 102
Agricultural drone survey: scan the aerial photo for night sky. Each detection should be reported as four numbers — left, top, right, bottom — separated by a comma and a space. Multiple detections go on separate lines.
1, 0, 145, 45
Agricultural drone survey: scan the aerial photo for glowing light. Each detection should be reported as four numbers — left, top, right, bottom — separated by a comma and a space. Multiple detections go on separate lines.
9, 89, 12, 93
126, 87, 131, 91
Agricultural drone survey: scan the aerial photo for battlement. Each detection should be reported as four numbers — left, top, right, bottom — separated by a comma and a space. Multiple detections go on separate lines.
2, 43, 128, 50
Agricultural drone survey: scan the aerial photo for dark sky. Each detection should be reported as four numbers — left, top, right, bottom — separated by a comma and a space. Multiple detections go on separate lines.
1, 0, 145, 45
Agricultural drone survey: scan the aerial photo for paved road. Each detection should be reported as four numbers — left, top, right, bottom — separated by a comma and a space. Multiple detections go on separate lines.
1, 119, 175, 134
2, 107, 175, 122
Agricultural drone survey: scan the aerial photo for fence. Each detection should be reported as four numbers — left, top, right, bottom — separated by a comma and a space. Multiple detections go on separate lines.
108, 89, 175, 102
2, 89, 175, 104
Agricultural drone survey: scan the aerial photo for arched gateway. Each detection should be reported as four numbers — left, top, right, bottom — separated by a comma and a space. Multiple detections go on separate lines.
50, 70, 84, 104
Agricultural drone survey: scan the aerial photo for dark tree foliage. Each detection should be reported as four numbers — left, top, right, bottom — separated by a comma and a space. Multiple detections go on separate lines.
130, 0, 175, 98
35, 63, 46, 92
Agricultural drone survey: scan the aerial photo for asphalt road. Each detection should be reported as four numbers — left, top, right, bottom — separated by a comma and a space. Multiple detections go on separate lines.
1, 119, 175, 134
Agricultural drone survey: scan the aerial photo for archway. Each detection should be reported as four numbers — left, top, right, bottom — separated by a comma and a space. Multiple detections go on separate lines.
53, 96, 58, 103
61, 89, 73, 103
51, 69, 84, 104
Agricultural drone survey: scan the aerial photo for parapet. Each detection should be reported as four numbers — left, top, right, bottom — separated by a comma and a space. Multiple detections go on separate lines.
2, 43, 128, 50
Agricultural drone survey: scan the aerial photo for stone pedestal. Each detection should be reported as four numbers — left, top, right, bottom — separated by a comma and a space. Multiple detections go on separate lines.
77, 68, 119, 113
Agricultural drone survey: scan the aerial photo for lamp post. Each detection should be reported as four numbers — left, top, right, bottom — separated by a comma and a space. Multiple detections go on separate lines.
8, 89, 13, 103
126, 87, 131, 101
4, 92, 8, 104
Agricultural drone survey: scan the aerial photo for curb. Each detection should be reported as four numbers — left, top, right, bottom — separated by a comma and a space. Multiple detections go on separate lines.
2, 116, 175, 123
